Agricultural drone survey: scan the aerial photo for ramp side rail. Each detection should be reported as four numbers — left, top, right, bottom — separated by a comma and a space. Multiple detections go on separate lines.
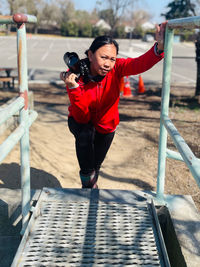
157, 16, 200, 203
0, 14, 37, 234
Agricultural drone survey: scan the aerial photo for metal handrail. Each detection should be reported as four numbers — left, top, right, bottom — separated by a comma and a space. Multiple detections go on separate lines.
0, 97, 24, 125
0, 13, 37, 24
156, 15, 200, 203
0, 14, 37, 234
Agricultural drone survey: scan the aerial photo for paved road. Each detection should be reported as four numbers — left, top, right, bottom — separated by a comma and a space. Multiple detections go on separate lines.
0, 36, 196, 86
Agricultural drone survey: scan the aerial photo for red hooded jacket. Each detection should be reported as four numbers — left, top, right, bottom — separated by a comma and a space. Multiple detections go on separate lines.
67, 44, 164, 134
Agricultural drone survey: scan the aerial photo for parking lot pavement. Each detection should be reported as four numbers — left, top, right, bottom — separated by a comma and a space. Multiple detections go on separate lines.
0, 36, 196, 86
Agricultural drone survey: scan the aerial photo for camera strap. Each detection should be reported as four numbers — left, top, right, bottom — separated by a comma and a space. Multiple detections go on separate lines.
89, 74, 105, 83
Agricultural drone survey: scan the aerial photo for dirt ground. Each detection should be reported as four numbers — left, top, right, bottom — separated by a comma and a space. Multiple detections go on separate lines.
0, 82, 200, 210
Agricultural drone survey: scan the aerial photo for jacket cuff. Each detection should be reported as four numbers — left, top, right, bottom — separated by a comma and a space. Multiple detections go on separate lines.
67, 84, 79, 90
154, 42, 164, 56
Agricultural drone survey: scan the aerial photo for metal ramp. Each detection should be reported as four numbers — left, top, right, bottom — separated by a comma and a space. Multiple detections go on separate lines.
12, 188, 169, 267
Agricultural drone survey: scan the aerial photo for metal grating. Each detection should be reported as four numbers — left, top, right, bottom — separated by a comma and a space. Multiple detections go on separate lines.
12, 189, 166, 267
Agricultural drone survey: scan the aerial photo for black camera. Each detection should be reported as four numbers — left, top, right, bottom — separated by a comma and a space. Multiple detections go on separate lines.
63, 52, 89, 82
63, 52, 80, 74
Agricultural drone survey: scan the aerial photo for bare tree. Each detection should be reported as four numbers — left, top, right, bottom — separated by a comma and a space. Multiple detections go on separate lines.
41, 2, 61, 24
131, 9, 152, 28
97, 0, 139, 33
57, 0, 76, 24
25, 0, 43, 33
7, 0, 27, 15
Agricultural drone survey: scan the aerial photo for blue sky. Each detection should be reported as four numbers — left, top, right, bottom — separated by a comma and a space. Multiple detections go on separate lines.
0, 0, 170, 24
74, 0, 171, 23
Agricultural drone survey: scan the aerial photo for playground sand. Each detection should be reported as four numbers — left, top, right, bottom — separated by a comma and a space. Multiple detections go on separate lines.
0, 83, 199, 210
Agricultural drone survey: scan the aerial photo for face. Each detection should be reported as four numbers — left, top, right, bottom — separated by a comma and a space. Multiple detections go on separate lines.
88, 44, 117, 76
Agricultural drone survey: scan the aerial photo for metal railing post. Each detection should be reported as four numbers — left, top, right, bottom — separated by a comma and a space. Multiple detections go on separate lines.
0, 13, 37, 235
16, 21, 30, 234
156, 26, 174, 202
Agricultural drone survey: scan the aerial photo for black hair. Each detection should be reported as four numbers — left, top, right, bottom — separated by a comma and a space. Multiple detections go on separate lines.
85, 35, 119, 56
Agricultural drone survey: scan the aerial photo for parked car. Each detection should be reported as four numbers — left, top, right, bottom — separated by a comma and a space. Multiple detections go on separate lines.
143, 33, 154, 42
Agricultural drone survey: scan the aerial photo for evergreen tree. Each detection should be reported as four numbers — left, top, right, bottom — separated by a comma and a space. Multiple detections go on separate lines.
162, 0, 196, 19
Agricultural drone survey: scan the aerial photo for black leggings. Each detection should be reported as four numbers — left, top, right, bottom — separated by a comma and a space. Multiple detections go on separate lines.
68, 117, 115, 176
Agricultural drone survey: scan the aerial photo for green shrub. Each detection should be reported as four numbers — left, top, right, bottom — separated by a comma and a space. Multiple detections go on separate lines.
61, 21, 79, 37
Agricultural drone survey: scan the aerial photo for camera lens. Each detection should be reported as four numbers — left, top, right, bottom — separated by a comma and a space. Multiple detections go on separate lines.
68, 55, 79, 67
63, 52, 79, 69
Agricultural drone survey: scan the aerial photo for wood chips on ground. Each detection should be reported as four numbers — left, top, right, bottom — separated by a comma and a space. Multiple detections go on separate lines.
0, 83, 199, 210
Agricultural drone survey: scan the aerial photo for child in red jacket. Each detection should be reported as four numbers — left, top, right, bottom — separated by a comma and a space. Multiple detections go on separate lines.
60, 22, 166, 189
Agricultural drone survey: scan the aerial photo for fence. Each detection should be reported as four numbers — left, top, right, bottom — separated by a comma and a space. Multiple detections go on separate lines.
156, 16, 200, 203
0, 14, 38, 234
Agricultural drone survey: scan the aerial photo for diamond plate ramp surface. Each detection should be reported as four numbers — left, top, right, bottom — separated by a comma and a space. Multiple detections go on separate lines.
12, 188, 167, 267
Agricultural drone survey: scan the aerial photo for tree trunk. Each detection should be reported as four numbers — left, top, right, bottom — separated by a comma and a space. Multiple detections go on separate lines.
195, 34, 200, 96
34, 25, 38, 34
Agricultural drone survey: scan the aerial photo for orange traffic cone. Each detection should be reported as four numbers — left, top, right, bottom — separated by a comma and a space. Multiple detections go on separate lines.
119, 77, 125, 96
123, 76, 132, 97
138, 75, 146, 94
